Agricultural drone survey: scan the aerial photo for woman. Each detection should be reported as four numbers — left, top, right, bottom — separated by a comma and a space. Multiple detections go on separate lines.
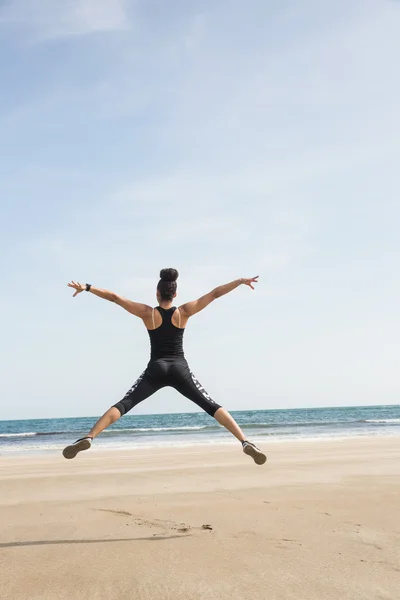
63, 269, 266, 465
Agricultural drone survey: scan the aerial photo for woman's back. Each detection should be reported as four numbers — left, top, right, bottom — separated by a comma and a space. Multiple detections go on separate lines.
147, 306, 185, 361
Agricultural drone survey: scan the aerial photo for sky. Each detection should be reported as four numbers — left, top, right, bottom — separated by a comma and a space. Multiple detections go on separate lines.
0, 0, 399, 420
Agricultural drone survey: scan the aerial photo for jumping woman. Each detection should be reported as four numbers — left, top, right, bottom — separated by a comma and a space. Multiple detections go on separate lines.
63, 269, 266, 465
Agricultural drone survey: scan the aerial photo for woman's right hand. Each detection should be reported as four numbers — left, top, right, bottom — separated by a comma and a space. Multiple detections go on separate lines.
67, 281, 84, 297
241, 276, 259, 290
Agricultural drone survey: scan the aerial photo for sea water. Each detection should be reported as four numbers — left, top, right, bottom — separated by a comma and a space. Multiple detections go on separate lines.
0, 405, 399, 455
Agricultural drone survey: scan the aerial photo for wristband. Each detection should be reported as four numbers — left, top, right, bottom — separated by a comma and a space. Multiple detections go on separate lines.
85, 283, 92, 292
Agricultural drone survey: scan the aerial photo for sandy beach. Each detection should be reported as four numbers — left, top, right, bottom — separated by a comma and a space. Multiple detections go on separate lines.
1, 437, 399, 600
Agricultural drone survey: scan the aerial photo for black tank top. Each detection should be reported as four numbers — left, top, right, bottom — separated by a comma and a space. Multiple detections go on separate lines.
148, 307, 185, 361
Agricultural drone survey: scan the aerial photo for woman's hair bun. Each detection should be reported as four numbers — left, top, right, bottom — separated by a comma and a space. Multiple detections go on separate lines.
159, 268, 179, 282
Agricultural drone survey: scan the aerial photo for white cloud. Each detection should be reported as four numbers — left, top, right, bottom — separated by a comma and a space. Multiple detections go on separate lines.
0, 0, 129, 39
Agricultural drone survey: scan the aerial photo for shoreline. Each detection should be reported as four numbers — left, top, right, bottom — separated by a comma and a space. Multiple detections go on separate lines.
1, 434, 399, 467
0, 431, 399, 459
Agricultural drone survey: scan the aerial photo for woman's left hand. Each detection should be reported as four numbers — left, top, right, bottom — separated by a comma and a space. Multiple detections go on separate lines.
67, 281, 84, 297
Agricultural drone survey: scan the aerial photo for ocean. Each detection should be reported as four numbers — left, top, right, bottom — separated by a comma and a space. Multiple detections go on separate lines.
0, 405, 399, 455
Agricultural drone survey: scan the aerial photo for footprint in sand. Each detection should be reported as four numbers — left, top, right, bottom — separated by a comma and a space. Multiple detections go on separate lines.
92, 509, 212, 535
94, 508, 132, 517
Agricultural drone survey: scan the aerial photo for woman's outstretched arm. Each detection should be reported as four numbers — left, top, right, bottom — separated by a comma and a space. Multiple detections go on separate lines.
67, 281, 152, 318
180, 276, 258, 318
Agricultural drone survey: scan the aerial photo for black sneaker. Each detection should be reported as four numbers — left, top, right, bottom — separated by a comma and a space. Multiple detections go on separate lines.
242, 441, 267, 465
62, 437, 92, 460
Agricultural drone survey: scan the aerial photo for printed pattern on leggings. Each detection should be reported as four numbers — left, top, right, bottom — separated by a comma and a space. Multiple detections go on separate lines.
189, 371, 216, 405
122, 370, 146, 399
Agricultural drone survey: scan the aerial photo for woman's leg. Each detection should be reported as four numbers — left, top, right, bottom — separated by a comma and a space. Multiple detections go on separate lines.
88, 369, 157, 438
214, 406, 266, 464
171, 363, 266, 464
213, 407, 245, 442
171, 365, 245, 440
87, 407, 122, 439
62, 369, 159, 459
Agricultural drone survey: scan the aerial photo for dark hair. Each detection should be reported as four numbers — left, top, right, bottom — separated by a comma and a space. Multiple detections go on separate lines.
157, 268, 179, 301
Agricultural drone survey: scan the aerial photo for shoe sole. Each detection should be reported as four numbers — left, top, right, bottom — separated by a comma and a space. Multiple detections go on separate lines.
243, 445, 267, 465
62, 438, 91, 460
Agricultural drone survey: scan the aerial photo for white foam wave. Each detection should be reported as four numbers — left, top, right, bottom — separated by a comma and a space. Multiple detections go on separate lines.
365, 419, 400, 424
0, 432, 36, 438
103, 426, 208, 434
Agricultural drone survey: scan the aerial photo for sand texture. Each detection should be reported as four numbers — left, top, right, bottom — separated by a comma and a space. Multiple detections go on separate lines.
1, 437, 399, 600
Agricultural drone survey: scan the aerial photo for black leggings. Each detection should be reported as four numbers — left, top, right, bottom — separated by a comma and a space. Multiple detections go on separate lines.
113, 358, 221, 417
